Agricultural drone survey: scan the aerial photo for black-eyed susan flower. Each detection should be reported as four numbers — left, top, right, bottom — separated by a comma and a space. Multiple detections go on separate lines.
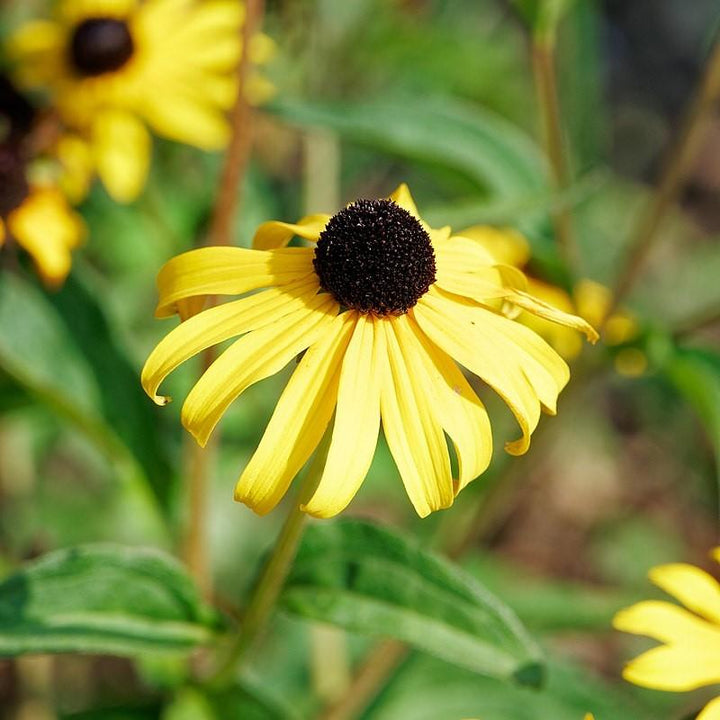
614, 549, 720, 720
142, 185, 597, 518
8, 0, 268, 203
0, 76, 84, 286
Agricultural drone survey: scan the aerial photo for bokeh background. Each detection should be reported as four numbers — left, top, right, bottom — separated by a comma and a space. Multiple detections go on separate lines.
1, 0, 719, 718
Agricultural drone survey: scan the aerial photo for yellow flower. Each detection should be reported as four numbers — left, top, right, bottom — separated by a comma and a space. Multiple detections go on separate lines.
142, 185, 597, 518
459, 226, 638, 361
0, 76, 84, 286
613, 549, 720, 720
8, 0, 248, 203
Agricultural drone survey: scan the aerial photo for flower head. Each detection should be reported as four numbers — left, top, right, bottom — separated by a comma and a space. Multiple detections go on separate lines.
8, 0, 267, 203
142, 185, 597, 518
0, 75, 84, 286
613, 549, 720, 720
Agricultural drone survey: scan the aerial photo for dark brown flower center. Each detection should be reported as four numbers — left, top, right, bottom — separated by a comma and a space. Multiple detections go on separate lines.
0, 76, 34, 216
313, 198, 436, 316
70, 18, 134, 76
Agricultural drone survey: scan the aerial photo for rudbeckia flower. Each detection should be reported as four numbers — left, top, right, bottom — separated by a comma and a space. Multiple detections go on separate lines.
613, 549, 720, 720
8, 0, 262, 203
142, 185, 597, 518
0, 76, 84, 286
460, 226, 637, 361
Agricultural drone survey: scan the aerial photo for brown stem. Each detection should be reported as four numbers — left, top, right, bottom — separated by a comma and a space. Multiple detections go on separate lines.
611, 40, 720, 315
207, 0, 266, 248
318, 641, 409, 720
182, 0, 266, 596
531, 36, 579, 276
673, 302, 720, 339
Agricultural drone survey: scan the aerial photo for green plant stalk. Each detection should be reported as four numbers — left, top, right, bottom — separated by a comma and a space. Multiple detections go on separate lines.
531, 30, 579, 278
211, 431, 331, 686
611, 39, 720, 315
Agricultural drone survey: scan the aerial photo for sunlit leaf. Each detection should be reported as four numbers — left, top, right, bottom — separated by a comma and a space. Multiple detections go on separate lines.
0, 545, 220, 656
282, 520, 543, 685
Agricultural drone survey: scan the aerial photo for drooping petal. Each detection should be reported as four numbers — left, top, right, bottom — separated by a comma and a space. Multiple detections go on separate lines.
613, 600, 720, 647
252, 214, 331, 250
182, 294, 337, 446
415, 287, 569, 454
380, 317, 454, 517
141, 276, 320, 404
155, 246, 314, 318
649, 563, 720, 625
506, 289, 599, 343
92, 110, 151, 203
235, 312, 356, 515
8, 188, 85, 287
697, 696, 720, 720
621, 643, 720, 691
302, 313, 383, 518
404, 314, 493, 492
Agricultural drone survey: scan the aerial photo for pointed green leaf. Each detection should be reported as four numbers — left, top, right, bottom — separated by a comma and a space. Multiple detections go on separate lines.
281, 520, 543, 685
0, 545, 220, 657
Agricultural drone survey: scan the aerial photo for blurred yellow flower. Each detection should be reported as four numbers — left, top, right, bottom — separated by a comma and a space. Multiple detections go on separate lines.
460, 226, 638, 363
0, 76, 84, 286
613, 549, 720, 720
142, 185, 596, 518
8, 0, 261, 203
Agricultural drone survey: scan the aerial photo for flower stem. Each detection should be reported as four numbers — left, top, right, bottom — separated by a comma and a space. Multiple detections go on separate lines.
610, 39, 720, 315
182, 0, 266, 595
531, 30, 579, 277
211, 432, 331, 686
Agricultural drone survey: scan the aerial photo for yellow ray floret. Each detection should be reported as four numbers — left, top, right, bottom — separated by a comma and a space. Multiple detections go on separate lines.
142, 184, 596, 518
614, 549, 720, 719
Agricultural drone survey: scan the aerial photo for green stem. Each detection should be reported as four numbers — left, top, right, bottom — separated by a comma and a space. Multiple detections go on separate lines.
610, 39, 720, 316
211, 431, 331, 685
531, 31, 579, 278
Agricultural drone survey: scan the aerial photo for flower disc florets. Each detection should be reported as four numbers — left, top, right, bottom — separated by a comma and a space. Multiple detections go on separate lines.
313, 199, 436, 315
70, 18, 134, 76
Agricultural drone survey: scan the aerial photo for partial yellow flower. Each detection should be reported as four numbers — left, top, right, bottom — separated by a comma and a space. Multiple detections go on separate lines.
8, 0, 254, 202
460, 226, 638, 361
142, 185, 597, 518
613, 550, 720, 720
0, 76, 84, 286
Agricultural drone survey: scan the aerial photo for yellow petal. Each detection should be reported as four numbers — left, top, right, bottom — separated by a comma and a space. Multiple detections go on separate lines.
253, 214, 331, 250
388, 183, 420, 218
56, 134, 94, 204
613, 600, 720, 647
506, 289, 599, 343
235, 313, 356, 515
404, 315, 493, 492
622, 642, 720, 691
302, 313, 382, 518
698, 696, 720, 720
92, 110, 151, 202
8, 188, 85, 287
649, 563, 720, 625
155, 246, 314, 318
182, 294, 337, 446
380, 317, 453, 517
436, 234, 507, 272
457, 226, 531, 268
141, 276, 320, 404
415, 288, 569, 454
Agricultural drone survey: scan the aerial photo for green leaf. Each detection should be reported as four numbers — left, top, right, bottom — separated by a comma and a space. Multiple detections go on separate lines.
43, 271, 173, 506
269, 96, 546, 197
281, 519, 543, 685
0, 271, 168, 545
664, 345, 720, 480
0, 544, 220, 657
366, 654, 659, 720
